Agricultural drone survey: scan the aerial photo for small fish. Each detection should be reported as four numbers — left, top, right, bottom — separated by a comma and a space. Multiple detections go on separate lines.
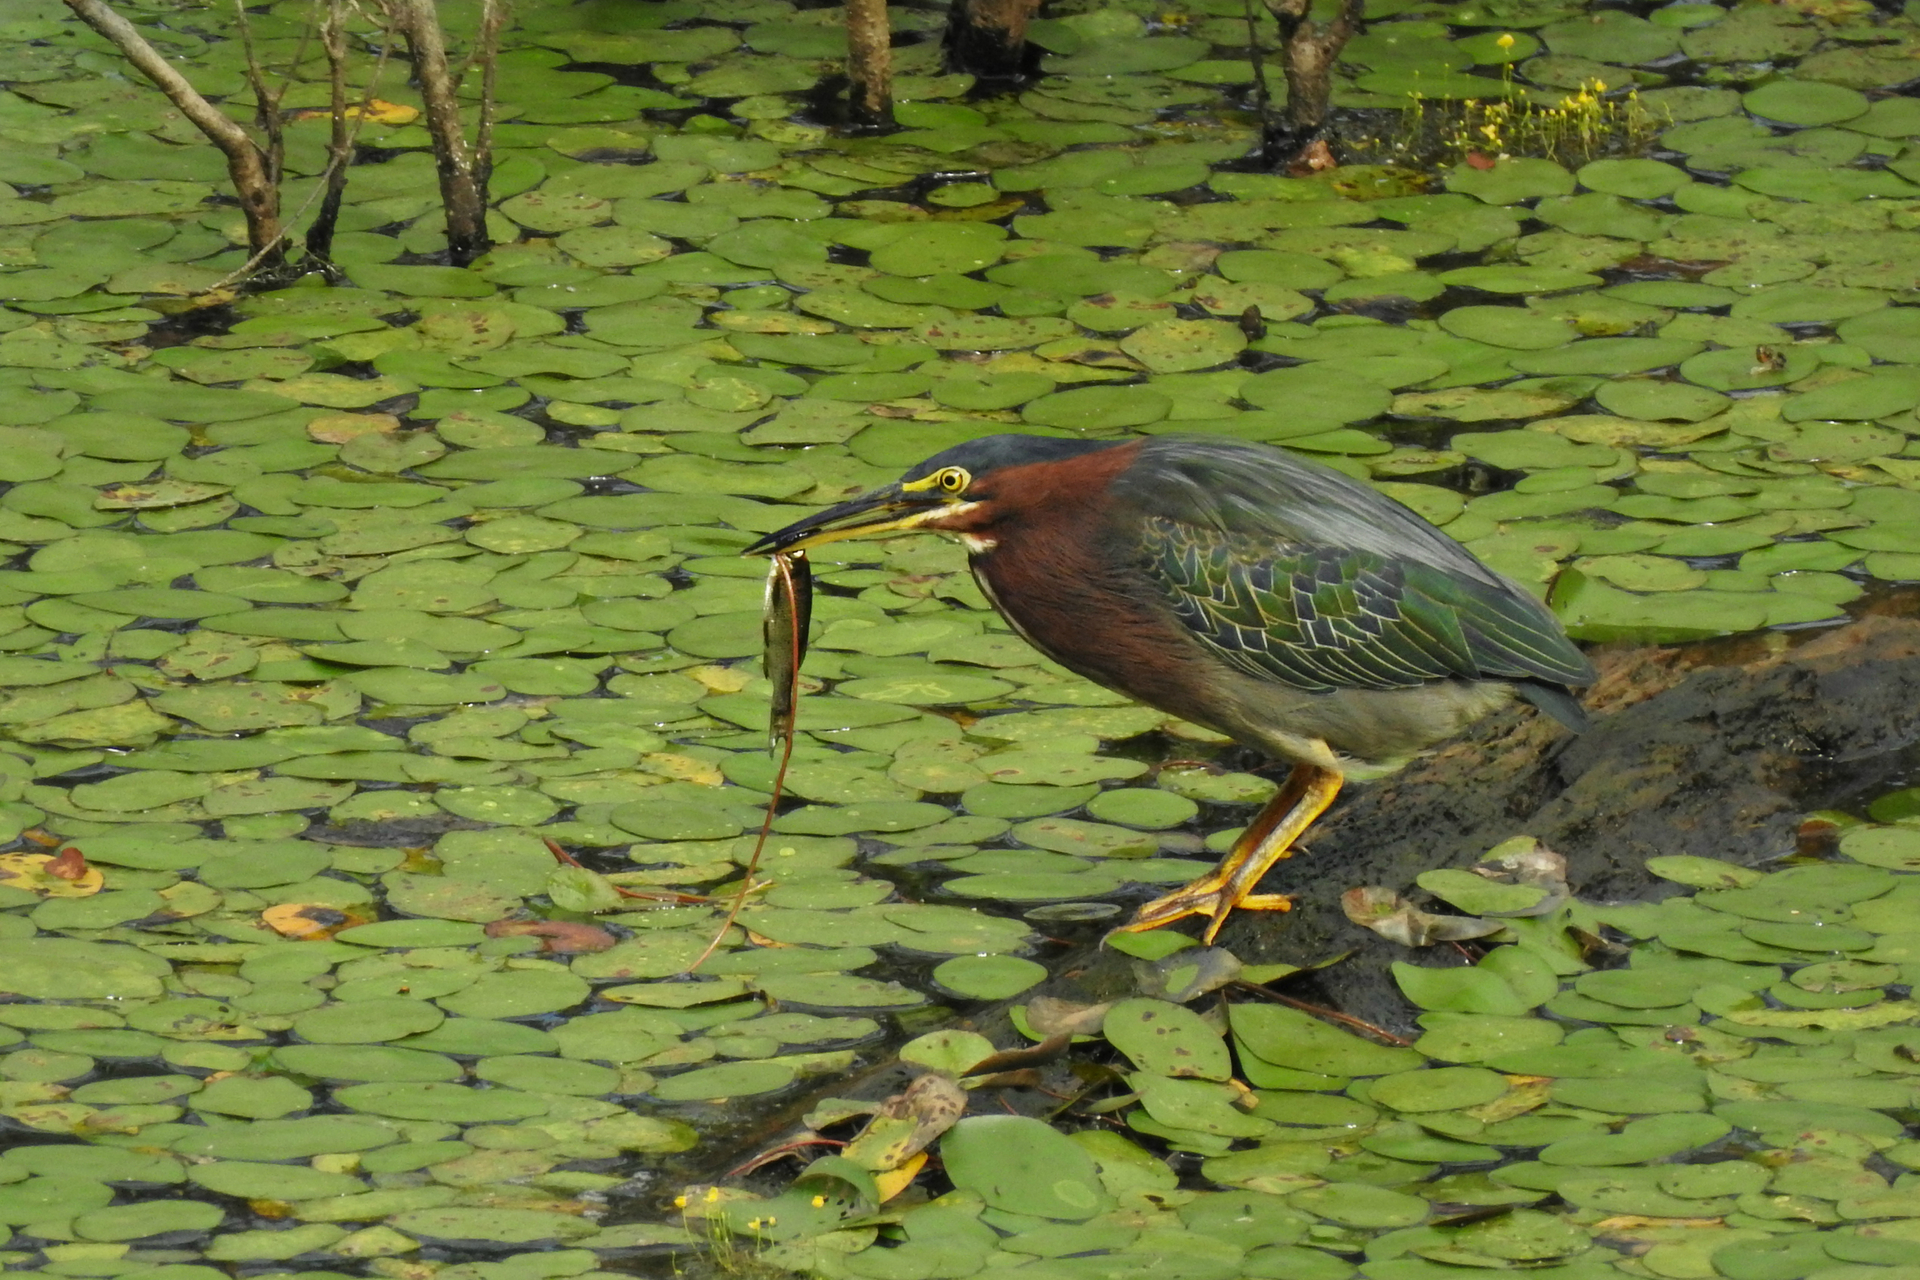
763, 549, 811, 752
688, 550, 812, 975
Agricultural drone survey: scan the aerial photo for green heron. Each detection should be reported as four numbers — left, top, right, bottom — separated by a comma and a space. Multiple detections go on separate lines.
748, 434, 1594, 944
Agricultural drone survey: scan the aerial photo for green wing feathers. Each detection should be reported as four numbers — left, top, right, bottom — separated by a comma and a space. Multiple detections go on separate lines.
1143, 516, 1593, 696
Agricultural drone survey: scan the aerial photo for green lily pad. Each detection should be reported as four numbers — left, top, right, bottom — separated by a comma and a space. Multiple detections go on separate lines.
1024, 386, 1171, 431
942, 1115, 1110, 1221
1370, 1065, 1509, 1112
1539, 1112, 1730, 1165
1104, 997, 1233, 1081
1232, 1003, 1423, 1077
1439, 306, 1576, 350
931, 954, 1048, 1000
71, 1199, 225, 1241
1119, 319, 1247, 374
1839, 827, 1920, 870
1742, 80, 1867, 127
290, 997, 445, 1044
1291, 1182, 1430, 1229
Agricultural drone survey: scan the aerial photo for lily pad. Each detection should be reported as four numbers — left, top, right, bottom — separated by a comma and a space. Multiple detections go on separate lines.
941, 1116, 1109, 1221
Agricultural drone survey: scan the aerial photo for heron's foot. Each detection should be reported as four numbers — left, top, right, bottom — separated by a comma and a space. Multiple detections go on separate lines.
1108, 762, 1341, 948
1112, 880, 1295, 946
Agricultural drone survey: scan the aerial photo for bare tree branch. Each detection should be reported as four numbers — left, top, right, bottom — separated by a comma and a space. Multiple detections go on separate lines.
942, 0, 1041, 80
1259, 0, 1362, 164
474, 0, 506, 197
61, 0, 285, 266
845, 0, 892, 129
233, 0, 285, 188
305, 0, 354, 262
381, 0, 490, 264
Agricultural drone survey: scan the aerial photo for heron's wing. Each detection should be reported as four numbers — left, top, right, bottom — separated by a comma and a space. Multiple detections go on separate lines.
1140, 514, 1594, 694
1122, 435, 1506, 583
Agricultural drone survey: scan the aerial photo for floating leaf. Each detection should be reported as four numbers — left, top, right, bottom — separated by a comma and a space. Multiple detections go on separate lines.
1103, 997, 1232, 1080
941, 1116, 1109, 1220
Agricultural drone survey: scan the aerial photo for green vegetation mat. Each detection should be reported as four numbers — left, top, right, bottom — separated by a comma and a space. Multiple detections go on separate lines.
0, 0, 1918, 1269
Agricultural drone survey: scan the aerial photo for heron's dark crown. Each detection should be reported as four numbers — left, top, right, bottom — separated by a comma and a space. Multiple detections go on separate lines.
901, 434, 1126, 485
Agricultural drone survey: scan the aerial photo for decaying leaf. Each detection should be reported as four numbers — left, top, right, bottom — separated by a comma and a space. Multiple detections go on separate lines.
873, 1151, 927, 1202
484, 917, 618, 953
1343, 885, 1503, 946
1477, 836, 1572, 916
262, 903, 372, 939
1133, 945, 1242, 1002
966, 1032, 1071, 1076
841, 1073, 966, 1172
292, 99, 419, 125
45, 847, 89, 881
307, 412, 402, 443
1027, 995, 1114, 1036
0, 852, 103, 898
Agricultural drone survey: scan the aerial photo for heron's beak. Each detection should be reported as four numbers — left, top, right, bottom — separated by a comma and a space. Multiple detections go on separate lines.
744, 484, 954, 556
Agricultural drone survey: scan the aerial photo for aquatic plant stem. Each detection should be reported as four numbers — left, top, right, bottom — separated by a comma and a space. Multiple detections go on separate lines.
1231, 981, 1414, 1046
233, 0, 287, 192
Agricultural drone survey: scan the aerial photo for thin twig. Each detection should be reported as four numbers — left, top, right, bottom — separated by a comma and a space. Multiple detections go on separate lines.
1229, 981, 1414, 1046
473, 0, 505, 193
725, 1136, 844, 1179
1243, 0, 1270, 131
307, 0, 354, 260
214, 0, 394, 290
541, 838, 713, 905
234, 0, 285, 187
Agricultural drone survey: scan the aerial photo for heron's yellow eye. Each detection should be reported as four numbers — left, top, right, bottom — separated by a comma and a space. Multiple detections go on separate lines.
935, 467, 970, 493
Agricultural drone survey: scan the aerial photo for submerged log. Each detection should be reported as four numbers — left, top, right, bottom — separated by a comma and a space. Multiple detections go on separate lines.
1184, 604, 1920, 1032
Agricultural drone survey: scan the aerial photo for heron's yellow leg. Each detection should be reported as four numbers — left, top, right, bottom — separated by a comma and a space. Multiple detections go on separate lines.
1114, 763, 1343, 946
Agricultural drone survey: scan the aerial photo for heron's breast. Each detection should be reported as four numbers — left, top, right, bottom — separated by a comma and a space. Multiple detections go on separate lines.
968, 517, 1228, 727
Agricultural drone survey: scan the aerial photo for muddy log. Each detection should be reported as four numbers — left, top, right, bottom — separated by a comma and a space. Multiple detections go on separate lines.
1203, 610, 1920, 1033
676, 607, 1920, 1183
943, 0, 1042, 81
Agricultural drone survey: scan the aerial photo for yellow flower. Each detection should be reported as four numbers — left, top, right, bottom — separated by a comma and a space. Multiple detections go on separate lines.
811, 1195, 827, 1208
704, 1186, 721, 1204
1495, 32, 1515, 48
674, 1195, 688, 1209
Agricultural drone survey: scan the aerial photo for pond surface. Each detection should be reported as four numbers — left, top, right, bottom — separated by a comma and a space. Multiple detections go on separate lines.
0, 0, 1918, 1272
